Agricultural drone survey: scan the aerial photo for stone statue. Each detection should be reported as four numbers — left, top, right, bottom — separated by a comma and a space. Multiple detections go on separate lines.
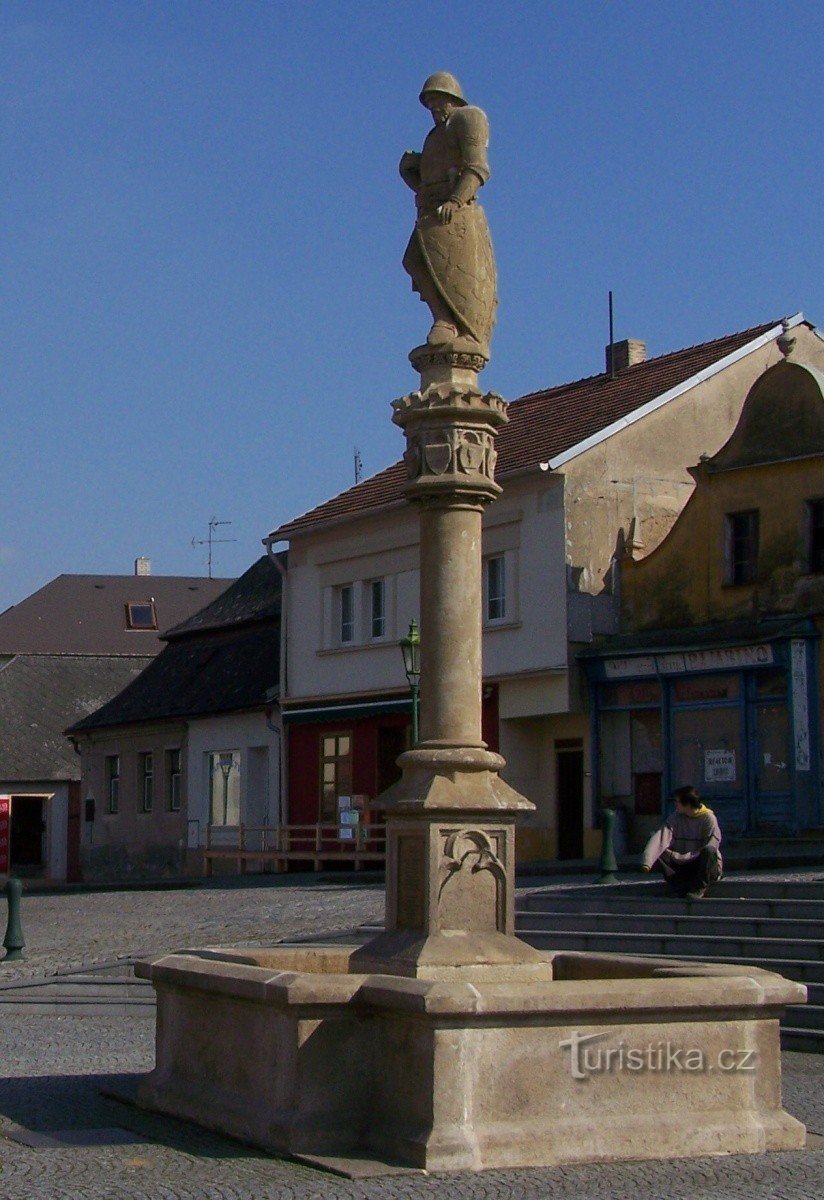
400, 72, 497, 361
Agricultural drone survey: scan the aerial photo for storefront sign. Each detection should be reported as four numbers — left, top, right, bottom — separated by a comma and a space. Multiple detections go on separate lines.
704, 750, 736, 783
0, 796, 10, 873
604, 656, 656, 679
603, 644, 773, 679
790, 640, 811, 771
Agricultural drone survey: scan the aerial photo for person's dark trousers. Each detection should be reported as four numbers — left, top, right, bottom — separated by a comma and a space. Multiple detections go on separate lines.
656, 847, 721, 896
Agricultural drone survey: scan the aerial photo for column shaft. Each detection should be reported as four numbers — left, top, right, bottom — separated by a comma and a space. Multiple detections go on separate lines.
418, 504, 483, 748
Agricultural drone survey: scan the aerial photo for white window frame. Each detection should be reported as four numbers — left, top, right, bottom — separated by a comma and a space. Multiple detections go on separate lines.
105, 755, 120, 814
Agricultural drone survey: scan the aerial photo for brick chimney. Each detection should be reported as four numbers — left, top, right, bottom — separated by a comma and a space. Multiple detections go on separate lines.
606, 338, 646, 375
134, 557, 151, 576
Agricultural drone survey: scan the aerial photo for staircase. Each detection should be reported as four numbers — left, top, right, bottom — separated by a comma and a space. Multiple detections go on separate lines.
515, 877, 824, 1052
0, 960, 155, 1016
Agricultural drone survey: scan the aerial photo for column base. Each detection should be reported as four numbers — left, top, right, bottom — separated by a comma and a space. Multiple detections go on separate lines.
349, 929, 552, 982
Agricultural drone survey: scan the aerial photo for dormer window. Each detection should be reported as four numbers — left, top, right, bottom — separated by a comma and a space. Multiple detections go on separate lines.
126, 601, 157, 630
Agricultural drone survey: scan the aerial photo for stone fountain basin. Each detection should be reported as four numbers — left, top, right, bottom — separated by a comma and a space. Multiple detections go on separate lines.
134, 945, 806, 1172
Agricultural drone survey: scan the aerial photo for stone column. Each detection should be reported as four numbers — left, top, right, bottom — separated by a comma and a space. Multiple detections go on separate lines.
352, 348, 550, 982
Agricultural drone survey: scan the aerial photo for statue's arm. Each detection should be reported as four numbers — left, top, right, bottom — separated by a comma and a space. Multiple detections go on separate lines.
437, 107, 490, 222
399, 150, 422, 190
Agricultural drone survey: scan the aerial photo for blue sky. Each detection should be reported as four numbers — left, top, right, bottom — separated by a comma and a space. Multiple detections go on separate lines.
2, 1, 821, 611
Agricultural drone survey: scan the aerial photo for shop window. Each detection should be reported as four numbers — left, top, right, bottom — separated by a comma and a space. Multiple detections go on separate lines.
105, 755, 120, 814
724, 510, 759, 585
320, 733, 352, 822
672, 706, 740, 793
370, 579, 385, 639
807, 499, 824, 574
167, 749, 182, 812
485, 555, 505, 622
672, 673, 739, 704
139, 752, 153, 813
598, 707, 663, 815
209, 751, 241, 826
754, 670, 787, 698
600, 679, 661, 707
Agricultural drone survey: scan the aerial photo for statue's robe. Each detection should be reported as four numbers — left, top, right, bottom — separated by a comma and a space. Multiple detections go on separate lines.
403, 106, 497, 356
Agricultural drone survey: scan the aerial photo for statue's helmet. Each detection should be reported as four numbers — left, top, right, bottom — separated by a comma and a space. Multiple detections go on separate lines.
419, 72, 467, 107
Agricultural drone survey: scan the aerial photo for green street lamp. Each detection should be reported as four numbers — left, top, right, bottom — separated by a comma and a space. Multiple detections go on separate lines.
400, 619, 421, 746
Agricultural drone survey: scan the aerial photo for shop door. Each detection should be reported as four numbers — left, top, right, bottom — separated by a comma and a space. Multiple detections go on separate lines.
670, 675, 747, 837
752, 703, 794, 833
10, 796, 45, 867
556, 747, 584, 860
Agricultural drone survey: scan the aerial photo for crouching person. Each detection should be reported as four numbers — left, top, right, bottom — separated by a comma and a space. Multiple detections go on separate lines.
642, 785, 723, 899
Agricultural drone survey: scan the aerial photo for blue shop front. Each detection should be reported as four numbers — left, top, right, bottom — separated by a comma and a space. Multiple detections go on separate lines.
583, 618, 820, 849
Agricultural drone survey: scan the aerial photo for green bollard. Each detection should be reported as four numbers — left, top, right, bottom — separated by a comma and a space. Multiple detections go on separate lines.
598, 808, 618, 884
3, 877, 25, 961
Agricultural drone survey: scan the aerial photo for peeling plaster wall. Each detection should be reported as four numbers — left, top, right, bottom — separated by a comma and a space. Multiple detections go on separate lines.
562, 326, 824, 597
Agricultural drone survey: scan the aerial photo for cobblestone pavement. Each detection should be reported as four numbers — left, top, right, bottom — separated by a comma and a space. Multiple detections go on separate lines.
0, 871, 821, 1197
0, 1014, 821, 1199
0, 875, 386, 982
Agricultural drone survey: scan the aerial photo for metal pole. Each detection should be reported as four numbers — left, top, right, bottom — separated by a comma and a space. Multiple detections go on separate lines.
3, 877, 25, 961
598, 808, 618, 884
411, 683, 420, 746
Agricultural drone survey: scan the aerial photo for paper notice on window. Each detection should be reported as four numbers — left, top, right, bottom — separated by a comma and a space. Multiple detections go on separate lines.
704, 749, 736, 783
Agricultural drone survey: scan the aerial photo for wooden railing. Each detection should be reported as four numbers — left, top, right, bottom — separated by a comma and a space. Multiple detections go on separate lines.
203, 823, 386, 875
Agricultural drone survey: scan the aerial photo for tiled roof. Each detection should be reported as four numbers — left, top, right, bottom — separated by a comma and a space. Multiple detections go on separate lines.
0, 655, 154, 780
163, 556, 282, 640
67, 556, 283, 734
67, 627, 280, 733
0, 575, 232, 656
268, 321, 780, 540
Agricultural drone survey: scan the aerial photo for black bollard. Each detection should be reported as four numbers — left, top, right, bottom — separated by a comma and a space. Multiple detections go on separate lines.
3, 877, 25, 961
598, 808, 618, 884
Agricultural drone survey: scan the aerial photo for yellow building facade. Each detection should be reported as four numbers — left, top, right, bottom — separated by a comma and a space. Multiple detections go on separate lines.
587, 356, 823, 847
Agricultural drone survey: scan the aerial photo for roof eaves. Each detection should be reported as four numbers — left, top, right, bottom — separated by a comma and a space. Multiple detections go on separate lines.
265, 495, 408, 544
541, 316, 803, 472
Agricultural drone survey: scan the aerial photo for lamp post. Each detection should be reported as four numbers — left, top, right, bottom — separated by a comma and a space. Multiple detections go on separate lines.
400, 619, 421, 746
218, 753, 234, 825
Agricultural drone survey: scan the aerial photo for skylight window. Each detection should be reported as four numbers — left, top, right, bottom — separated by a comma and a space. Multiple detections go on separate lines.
126, 601, 157, 630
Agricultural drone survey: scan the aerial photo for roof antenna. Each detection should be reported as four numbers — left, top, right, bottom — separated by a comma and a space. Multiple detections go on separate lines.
608, 290, 616, 380
191, 517, 237, 578
354, 446, 363, 485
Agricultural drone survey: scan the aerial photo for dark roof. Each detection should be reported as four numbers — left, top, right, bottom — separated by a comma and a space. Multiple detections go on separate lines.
269, 320, 781, 540
164, 556, 282, 640
67, 627, 279, 733
0, 574, 232, 656
67, 556, 283, 734
0, 655, 154, 780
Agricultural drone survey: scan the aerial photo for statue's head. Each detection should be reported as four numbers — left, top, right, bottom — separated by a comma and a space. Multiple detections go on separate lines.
419, 72, 466, 110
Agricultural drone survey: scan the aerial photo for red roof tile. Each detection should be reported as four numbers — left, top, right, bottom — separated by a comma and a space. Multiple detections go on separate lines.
269, 321, 781, 540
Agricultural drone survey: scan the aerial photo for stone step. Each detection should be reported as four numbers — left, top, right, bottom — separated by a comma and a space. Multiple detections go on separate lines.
781, 1026, 824, 1053
515, 910, 824, 943
520, 894, 824, 921
517, 927, 824, 963
0, 968, 155, 1015
556, 879, 824, 901
516, 930, 824, 982
785, 1003, 824, 1031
